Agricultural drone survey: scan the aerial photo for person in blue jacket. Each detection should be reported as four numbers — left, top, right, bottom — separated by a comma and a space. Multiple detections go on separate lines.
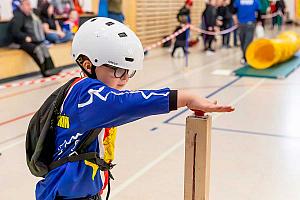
233, 0, 261, 64
35, 17, 234, 200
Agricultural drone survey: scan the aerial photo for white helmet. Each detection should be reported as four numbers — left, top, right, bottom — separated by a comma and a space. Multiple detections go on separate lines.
71, 17, 144, 72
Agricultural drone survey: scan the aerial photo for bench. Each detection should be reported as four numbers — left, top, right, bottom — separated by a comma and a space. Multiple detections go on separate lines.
0, 14, 97, 81
0, 42, 75, 79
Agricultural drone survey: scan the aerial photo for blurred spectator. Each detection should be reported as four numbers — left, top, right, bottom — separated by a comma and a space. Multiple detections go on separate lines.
38, 0, 49, 8
202, 0, 217, 54
177, 0, 193, 23
228, 0, 239, 47
10, 0, 60, 77
73, 0, 83, 14
40, 3, 73, 43
51, 0, 74, 17
108, 0, 124, 23
63, 9, 79, 33
12, 0, 21, 13
217, 0, 232, 48
171, 16, 189, 57
258, 0, 269, 27
233, 0, 261, 64
271, 0, 286, 31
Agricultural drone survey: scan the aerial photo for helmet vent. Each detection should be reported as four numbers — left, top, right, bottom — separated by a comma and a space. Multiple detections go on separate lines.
90, 18, 97, 22
106, 22, 114, 26
125, 57, 134, 62
118, 32, 127, 38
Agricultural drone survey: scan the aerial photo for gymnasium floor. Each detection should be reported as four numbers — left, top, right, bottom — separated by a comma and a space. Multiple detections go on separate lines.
1, 30, 300, 200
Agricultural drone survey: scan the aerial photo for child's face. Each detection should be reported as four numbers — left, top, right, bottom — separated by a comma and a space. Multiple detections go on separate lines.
48, 5, 54, 16
95, 65, 130, 90
210, 0, 216, 6
69, 10, 78, 21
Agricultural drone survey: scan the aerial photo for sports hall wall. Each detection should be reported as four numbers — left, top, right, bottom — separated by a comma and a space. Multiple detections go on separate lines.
123, 0, 205, 46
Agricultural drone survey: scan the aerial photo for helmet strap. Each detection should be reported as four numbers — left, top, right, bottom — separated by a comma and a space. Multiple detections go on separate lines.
90, 65, 97, 79
76, 58, 97, 79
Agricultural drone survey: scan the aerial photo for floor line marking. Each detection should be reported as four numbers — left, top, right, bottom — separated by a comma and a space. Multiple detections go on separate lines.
110, 78, 263, 199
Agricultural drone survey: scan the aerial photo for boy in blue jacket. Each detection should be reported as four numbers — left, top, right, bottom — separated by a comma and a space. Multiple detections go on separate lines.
35, 17, 234, 200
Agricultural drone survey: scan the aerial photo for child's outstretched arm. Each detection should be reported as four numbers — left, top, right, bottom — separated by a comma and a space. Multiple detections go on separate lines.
177, 90, 234, 113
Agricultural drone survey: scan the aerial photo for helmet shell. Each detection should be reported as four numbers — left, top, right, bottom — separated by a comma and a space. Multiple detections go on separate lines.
72, 17, 144, 70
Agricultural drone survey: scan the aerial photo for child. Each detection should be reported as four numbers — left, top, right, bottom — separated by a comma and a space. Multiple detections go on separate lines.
217, 0, 232, 48
202, 0, 217, 53
171, 15, 189, 57
63, 9, 79, 34
40, 3, 73, 44
34, 17, 234, 200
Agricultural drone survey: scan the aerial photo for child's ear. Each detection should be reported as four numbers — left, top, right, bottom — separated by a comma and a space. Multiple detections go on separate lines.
82, 60, 92, 73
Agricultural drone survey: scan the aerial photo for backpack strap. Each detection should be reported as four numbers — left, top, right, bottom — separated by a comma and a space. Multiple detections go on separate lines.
49, 128, 114, 171
49, 152, 101, 170
76, 128, 103, 154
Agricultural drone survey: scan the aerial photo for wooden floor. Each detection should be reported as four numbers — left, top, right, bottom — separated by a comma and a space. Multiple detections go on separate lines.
1, 27, 300, 200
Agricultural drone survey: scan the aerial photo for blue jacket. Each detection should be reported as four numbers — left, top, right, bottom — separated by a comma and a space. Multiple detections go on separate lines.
234, 0, 261, 23
36, 77, 175, 199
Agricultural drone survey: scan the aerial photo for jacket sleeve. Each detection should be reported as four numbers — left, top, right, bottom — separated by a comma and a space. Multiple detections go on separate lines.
10, 12, 28, 42
77, 82, 177, 131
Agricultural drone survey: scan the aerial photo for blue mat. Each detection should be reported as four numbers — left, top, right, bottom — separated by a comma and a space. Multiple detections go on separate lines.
234, 55, 300, 79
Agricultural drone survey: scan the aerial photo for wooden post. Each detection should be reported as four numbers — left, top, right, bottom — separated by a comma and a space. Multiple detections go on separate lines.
184, 114, 212, 200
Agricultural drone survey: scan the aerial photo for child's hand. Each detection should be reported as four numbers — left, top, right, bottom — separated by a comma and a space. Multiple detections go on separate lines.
177, 90, 234, 113
187, 98, 234, 113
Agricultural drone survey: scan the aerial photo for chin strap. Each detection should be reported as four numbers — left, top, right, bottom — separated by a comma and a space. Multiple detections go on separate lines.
76, 58, 97, 79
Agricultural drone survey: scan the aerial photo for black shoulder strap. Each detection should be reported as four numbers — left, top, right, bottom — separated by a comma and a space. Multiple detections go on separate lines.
53, 78, 78, 113
76, 128, 102, 154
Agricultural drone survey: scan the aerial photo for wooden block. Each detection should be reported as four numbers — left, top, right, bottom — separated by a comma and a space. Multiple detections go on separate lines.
184, 115, 212, 200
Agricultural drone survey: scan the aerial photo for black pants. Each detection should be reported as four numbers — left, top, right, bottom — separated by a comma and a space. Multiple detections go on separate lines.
20, 42, 55, 76
204, 34, 215, 50
56, 193, 101, 200
222, 23, 230, 47
171, 40, 187, 56
238, 23, 255, 60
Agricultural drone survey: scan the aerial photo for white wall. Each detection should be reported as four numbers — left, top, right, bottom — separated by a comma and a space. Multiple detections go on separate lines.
0, 0, 13, 20
80, 0, 93, 12
285, 0, 295, 19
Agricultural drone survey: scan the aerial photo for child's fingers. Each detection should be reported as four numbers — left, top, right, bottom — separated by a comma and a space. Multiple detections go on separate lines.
204, 105, 234, 112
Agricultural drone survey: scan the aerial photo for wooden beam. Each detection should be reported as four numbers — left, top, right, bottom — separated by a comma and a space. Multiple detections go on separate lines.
123, 0, 137, 32
91, 0, 99, 15
185, 114, 212, 200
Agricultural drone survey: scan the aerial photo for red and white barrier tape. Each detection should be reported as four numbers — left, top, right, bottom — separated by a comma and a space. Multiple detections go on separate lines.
0, 69, 81, 90
190, 24, 238, 36
144, 24, 190, 51
0, 11, 287, 90
0, 24, 191, 90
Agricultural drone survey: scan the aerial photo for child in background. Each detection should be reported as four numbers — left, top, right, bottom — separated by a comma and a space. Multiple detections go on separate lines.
202, 0, 218, 54
217, 0, 232, 48
171, 15, 189, 57
63, 9, 79, 33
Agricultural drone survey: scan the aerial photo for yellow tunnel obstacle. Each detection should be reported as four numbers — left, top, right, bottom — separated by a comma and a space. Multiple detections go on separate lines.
246, 31, 300, 69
